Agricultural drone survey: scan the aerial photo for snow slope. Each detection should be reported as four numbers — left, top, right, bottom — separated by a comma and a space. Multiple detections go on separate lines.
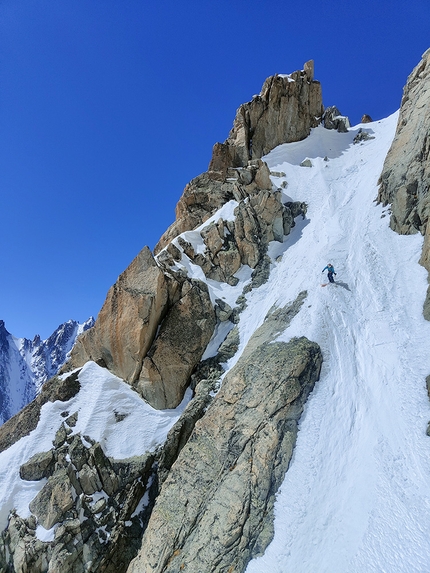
240, 115, 430, 572
0, 361, 191, 534
1, 113, 430, 571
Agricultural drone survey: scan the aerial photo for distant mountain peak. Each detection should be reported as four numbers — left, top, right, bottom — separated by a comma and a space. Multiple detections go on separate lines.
0, 318, 94, 425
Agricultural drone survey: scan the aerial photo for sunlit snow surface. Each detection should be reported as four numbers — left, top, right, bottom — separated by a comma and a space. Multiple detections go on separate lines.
243, 116, 430, 573
0, 362, 190, 531
2, 115, 430, 571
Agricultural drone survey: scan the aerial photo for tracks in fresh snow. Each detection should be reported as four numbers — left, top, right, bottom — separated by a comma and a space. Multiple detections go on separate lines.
245, 118, 430, 572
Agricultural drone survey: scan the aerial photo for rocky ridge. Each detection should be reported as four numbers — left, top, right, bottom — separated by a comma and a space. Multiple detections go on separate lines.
155, 61, 323, 253
0, 61, 342, 572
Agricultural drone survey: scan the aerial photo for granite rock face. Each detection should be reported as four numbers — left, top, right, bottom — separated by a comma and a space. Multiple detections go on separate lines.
209, 61, 323, 169
377, 48, 430, 317
155, 62, 323, 253
378, 48, 430, 236
63, 248, 215, 410
127, 298, 322, 573
135, 279, 216, 409
63, 246, 170, 384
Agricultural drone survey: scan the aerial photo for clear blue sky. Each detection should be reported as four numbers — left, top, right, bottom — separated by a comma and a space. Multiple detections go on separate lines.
0, 0, 429, 339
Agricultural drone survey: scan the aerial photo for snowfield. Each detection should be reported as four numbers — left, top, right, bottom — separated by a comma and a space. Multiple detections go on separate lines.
243, 114, 430, 573
1, 112, 430, 571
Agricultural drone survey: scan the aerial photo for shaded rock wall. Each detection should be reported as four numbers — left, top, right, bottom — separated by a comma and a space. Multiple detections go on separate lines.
128, 298, 322, 573
377, 48, 430, 317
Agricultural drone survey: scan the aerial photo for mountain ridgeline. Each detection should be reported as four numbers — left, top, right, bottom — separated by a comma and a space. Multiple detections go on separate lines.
0, 53, 430, 573
0, 319, 94, 426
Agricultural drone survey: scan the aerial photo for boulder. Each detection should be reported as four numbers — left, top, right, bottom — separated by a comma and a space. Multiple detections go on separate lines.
29, 469, 75, 530
19, 450, 55, 482
353, 128, 375, 144
63, 247, 171, 384
323, 105, 351, 132
361, 114, 373, 123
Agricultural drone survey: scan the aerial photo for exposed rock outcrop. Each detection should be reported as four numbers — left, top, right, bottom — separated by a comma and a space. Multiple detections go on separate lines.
63, 248, 216, 410
377, 48, 430, 317
134, 279, 216, 409
323, 105, 351, 132
156, 161, 305, 287
155, 62, 323, 253
0, 400, 156, 573
209, 61, 323, 170
128, 297, 322, 573
63, 247, 171, 384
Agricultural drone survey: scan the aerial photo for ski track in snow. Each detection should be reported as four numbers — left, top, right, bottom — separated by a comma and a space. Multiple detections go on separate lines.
243, 116, 430, 573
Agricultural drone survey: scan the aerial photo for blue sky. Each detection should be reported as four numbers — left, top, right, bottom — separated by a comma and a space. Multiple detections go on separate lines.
0, 0, 429, 339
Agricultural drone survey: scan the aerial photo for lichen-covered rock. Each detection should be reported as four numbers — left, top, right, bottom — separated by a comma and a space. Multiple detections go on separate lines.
19, 450, 55, 482
128, 296, 322, 573
63, 246, 171, 384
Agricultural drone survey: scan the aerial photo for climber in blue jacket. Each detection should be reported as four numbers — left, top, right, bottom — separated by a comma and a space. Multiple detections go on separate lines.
322, 263, 336, 283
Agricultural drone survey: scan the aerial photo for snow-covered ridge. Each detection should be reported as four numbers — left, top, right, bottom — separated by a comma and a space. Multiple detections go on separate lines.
0, 318, 94, 425
0, 361, 190, 536
2, 113, 430, 572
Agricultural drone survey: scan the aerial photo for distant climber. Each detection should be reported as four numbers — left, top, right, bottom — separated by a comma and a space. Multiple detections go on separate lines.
322, 263, 336, 283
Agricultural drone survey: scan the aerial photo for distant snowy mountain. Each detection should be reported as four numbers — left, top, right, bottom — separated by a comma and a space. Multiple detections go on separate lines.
0, 318, 94, 425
